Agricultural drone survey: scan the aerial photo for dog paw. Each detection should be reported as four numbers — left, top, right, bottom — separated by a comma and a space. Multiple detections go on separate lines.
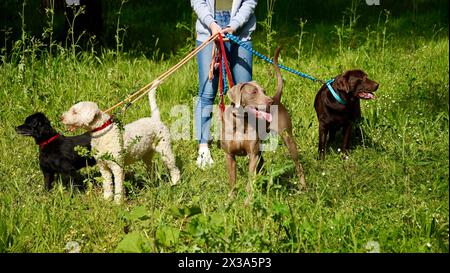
114, 194, 123, 205
298, 184, 308, 193
244, 196, 252, 208
103, 191, 113, 201
228, 189, 237, 199
170, 170, 181, 186
295, 181, 307, 192
298, 176, 307, 191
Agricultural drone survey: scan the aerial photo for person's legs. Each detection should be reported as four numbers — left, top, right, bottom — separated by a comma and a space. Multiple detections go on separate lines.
195, 41, 218, 167
195, 41, 218, 145
195, 11, 234, 168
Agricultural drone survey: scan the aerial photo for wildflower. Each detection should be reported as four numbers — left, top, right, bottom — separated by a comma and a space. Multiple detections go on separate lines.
365, 241, 380, 253
65, 241, 81, 253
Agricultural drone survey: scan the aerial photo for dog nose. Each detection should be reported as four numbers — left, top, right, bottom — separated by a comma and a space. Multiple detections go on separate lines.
374, 83, 379, 90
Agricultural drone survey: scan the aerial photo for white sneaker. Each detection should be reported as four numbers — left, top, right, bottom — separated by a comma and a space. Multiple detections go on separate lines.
196, 146, 214, 169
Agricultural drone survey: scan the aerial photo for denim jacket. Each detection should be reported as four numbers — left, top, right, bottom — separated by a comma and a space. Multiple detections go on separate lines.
191, 0, 257, 42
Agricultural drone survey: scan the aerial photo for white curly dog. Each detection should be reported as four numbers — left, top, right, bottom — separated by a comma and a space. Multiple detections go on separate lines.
61, 83, 180, 204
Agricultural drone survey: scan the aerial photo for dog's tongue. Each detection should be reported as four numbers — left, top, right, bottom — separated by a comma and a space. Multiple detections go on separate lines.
358, 92, 375, 100
249, 108, 273, 122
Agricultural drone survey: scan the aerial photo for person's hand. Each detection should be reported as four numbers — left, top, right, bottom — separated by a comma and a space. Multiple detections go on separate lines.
209, 22, 222, 37
220, 27, 235, 35
220, 27, 235, 41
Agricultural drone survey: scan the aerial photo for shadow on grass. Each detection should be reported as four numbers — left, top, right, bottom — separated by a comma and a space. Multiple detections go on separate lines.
123, 158, 181, 198
49, 169, 100, 194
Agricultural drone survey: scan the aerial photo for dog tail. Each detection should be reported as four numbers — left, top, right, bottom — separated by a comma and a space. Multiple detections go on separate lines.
148, 80, 161, 120
272, 47, 283, 105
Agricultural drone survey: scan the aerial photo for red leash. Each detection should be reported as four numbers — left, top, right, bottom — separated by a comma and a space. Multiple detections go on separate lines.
216, 34, 234, 113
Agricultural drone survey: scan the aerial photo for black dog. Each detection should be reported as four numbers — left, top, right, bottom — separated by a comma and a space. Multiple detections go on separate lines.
15, 112, 96, 190
314, 69, 379, 160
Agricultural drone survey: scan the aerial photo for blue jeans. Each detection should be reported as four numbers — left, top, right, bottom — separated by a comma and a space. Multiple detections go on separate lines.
195, 11, 253, 144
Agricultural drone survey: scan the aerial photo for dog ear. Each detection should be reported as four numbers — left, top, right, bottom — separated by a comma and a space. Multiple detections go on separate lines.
35, 116, 53, 136
83, 104, 102, 127
228, 83, 243, 107
335, 75, 350, 93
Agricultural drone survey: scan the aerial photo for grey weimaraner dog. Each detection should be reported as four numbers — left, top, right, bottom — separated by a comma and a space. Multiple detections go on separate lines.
220, 47, 306, 206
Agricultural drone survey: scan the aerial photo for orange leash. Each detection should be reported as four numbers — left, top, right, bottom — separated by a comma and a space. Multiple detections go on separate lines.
104, 33, 220, 114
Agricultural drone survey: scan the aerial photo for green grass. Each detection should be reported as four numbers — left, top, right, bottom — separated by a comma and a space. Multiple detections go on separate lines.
0, 1, 448, 253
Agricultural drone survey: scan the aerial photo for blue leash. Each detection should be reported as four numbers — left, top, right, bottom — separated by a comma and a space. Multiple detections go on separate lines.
225, 33, 323, 84
221, 34, 346, 105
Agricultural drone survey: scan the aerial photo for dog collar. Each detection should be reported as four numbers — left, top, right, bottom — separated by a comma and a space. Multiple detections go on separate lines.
326, 79, 346, 105
91, 118, 113, 133
39, 133, 60, 149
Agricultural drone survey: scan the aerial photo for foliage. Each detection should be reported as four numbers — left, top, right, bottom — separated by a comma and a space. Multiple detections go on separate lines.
0, 0, 448, 253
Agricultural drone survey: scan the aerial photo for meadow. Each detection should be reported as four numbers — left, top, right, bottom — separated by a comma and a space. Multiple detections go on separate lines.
0, 0, 448, 253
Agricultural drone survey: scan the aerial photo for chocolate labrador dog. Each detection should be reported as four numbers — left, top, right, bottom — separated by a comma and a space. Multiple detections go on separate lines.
314, 69, 379, 160
221, 47, 306, 205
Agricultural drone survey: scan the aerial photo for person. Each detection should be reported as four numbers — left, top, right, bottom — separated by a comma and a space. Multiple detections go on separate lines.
191, 0, 258, 168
